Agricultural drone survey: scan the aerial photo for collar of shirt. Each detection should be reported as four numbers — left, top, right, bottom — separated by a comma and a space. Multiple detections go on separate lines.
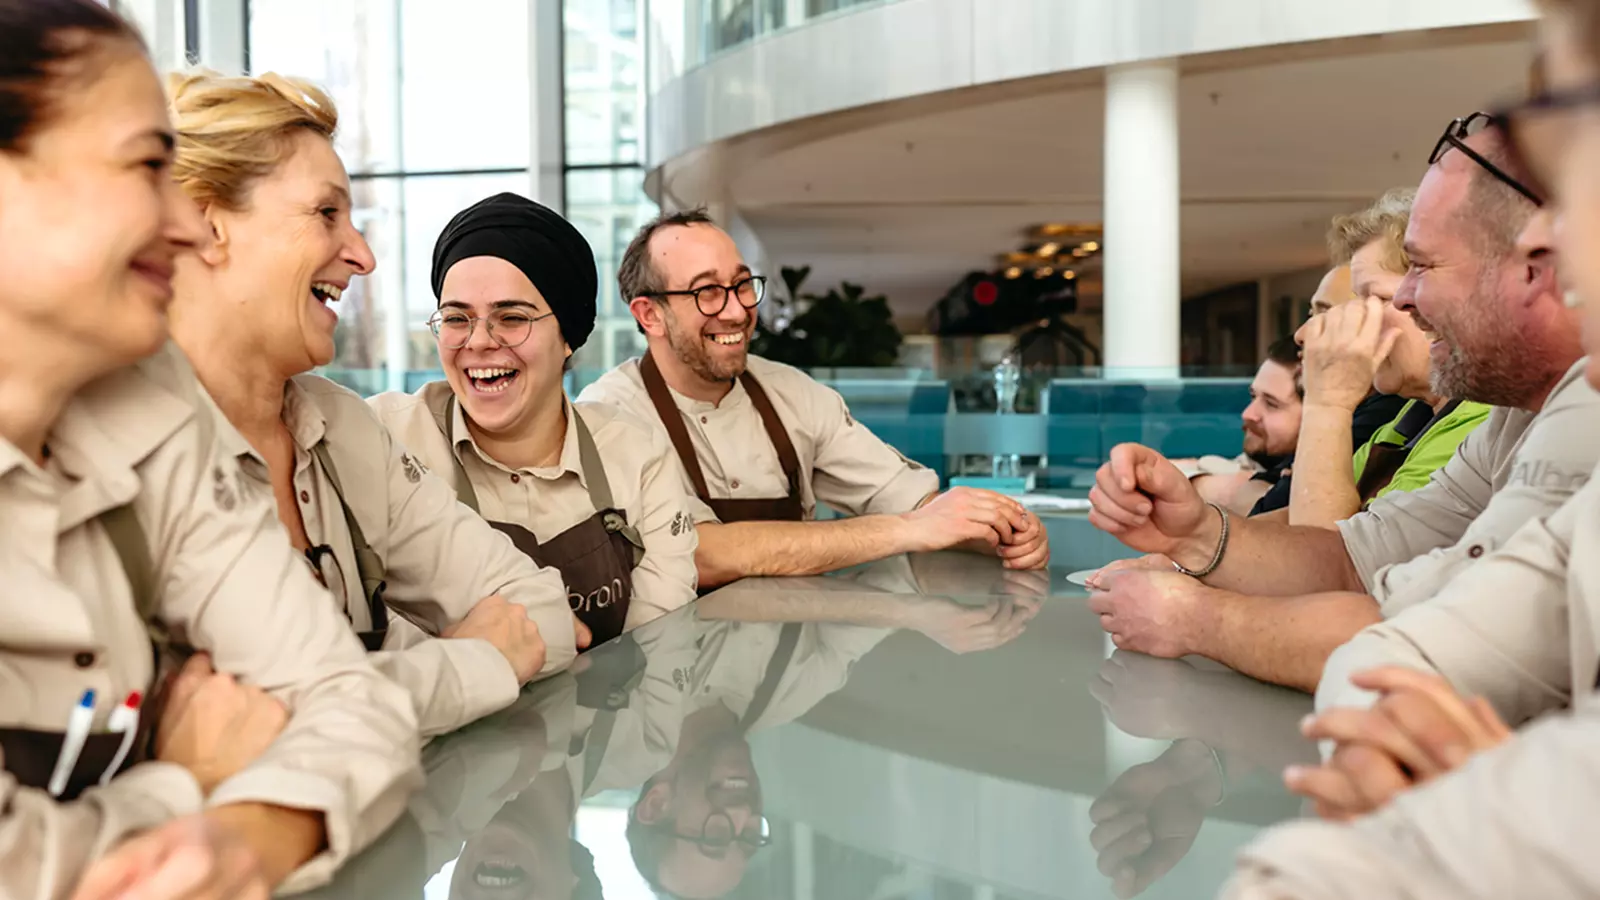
635, 357, 747, 415
0, 360, 193, 531
448, 388, 589, 490
214, 376, 330, 468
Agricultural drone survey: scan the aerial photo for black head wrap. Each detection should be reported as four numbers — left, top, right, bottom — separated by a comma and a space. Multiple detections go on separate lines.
430, 192, 598, 350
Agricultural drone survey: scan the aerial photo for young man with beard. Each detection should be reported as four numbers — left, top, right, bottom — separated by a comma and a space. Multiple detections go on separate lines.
578, 210, 1050, 588
1084, 117, 1597, 692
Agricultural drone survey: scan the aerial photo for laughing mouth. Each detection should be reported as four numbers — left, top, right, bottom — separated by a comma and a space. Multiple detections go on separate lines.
707, 331, 745, 346
311, 282, 344, 305
467, 367, 520, 393
472, 861, 527, 889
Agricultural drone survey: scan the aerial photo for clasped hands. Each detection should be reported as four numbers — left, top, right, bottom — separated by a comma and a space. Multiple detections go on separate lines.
1285, 666, 1510, 820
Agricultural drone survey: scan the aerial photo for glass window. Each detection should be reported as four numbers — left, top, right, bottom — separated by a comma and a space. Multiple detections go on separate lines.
249, 0, 402, 174
565, 0, 643, 166
564, 168, 654, 326
398, 0, 531, 172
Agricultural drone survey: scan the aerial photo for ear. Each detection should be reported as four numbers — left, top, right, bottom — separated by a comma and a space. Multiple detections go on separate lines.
197, 204, 230, 267
563, 342, 573, 360
633, 779, 673, 825
629, 295, 668, 338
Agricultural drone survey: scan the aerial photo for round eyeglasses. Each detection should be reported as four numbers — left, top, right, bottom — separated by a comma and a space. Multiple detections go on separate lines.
646, 275, 766, 317
428, 306, 554, 349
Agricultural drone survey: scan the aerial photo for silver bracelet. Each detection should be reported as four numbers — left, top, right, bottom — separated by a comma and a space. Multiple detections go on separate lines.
1171, 502, 1229, 579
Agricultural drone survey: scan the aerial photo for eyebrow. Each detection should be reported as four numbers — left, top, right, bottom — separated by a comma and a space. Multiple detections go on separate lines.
323, 183, 351, 205
1402, 241, 1426, 263
685, 265, 752, 288
124, 128, 175, 154
438, 299, 541, 311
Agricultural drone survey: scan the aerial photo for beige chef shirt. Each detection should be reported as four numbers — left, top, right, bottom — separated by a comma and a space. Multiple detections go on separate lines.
368, 382, 699, 631
1317, 457, 1600, 724
1338, 358, 1600, 612
1223, 694, 1600, 899
0, 344, 422, 899
576, 355, 939, 523
212, 373, 577, 738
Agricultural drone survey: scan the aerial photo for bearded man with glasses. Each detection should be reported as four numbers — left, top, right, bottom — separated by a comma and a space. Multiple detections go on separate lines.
579, 209, 1050, 589
1084, 114, 1598, 696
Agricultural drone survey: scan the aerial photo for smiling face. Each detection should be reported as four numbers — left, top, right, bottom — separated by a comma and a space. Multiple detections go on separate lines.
1349, 239, 1433, 398
1393, 130, 1555, 407
437, 255, 569, 436
645, 223, 757, 384
197, 129, 373, 375
0, 42, 204, 378
1240, 360, 1302, 460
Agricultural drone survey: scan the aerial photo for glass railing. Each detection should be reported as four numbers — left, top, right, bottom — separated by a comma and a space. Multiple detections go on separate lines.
330, 364, 1254, 491
647, 0, 902, 93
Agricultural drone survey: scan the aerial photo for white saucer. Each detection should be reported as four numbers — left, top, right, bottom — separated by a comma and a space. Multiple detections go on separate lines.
1066, 569, 1099, 587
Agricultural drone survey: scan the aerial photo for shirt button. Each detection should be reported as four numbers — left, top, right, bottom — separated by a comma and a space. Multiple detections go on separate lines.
299, 490, 310, 503
511, 474, 521, 484
73, 651, 96, 669
700, 416, 708, 424
1468, 544, 1484, 558
731, 478, 741, 489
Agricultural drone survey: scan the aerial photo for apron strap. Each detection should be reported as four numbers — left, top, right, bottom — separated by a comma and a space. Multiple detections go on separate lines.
572, 407, 646, 568
737, 369, 803, 500
309, 441, 390, 640
639, 352, 714, 504
440, 394, 484, 515
741, 623, 803, 731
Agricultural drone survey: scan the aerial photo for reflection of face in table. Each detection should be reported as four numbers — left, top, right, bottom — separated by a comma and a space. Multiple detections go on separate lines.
451, 774, 587, 900
627, 705, 765, 898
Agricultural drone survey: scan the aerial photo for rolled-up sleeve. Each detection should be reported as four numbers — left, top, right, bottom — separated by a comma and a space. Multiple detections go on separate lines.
1226, 696, 1600, 899
1316, 493, 1581, 727
370, 617, 520, 739
368, 414, 577, 686
154, 413, 423, 892
802, 381, 938, 517
624, 426, 700, 629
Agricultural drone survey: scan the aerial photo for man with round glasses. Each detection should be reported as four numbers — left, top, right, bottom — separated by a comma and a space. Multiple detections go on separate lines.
579, 209, 1051, 588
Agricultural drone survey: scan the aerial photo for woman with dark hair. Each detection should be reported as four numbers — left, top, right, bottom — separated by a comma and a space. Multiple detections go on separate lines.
0, 2, 422, 897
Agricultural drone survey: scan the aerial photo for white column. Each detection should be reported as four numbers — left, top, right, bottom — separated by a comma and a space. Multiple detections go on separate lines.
528, 0, 566, 211
1102, 59, 1180, 379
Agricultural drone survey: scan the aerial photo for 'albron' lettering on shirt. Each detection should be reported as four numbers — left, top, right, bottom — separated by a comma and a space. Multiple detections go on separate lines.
569, 578, 625, 613
1508, 459, 1592, 492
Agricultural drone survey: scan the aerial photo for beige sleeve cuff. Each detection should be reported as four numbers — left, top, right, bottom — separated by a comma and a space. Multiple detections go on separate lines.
370, 638, 521, 739
207, 766, 354, 894
861, 465, 942, 517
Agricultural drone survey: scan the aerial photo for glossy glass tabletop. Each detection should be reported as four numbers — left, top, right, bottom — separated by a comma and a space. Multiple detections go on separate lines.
308, 520, 1315, 900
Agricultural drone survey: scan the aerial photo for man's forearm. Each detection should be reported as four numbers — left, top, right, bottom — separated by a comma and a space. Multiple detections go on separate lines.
1172, 510, 1367, 596
695, 516, 911, 588
1289, 404, 1361, 530
1189, 589, 1382, 692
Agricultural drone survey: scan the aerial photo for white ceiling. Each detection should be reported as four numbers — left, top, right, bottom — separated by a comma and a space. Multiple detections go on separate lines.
657, 24, 1537, 317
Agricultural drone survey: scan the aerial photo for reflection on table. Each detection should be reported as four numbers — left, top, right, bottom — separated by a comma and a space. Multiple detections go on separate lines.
306, 549, 1315, 900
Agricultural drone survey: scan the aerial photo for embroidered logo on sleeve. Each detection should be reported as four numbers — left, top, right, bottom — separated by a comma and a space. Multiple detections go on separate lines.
400, 452, 426, 483
670, 510, 690, 536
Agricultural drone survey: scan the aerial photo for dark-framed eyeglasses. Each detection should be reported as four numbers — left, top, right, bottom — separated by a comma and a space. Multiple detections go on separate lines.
427, 306, 555, 350
1491, 81, 1600, 204
647, 275, 766, 317
1428, 111, 1544, 207
303, 544, 344, 593
664, 810, 772, 856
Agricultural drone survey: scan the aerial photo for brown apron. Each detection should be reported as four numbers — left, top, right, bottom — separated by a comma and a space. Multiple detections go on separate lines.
1, 505, 178, 800
436, 396, 645, 648
1354, 400, 1460, 504
638, 351, 806, 523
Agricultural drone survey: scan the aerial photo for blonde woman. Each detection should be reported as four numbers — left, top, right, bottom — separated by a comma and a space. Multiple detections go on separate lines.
163, 71, 582, 738
0, 1, 421, 896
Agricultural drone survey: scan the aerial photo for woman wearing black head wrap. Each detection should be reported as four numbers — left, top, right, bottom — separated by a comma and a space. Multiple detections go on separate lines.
370, 193, 699, 648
